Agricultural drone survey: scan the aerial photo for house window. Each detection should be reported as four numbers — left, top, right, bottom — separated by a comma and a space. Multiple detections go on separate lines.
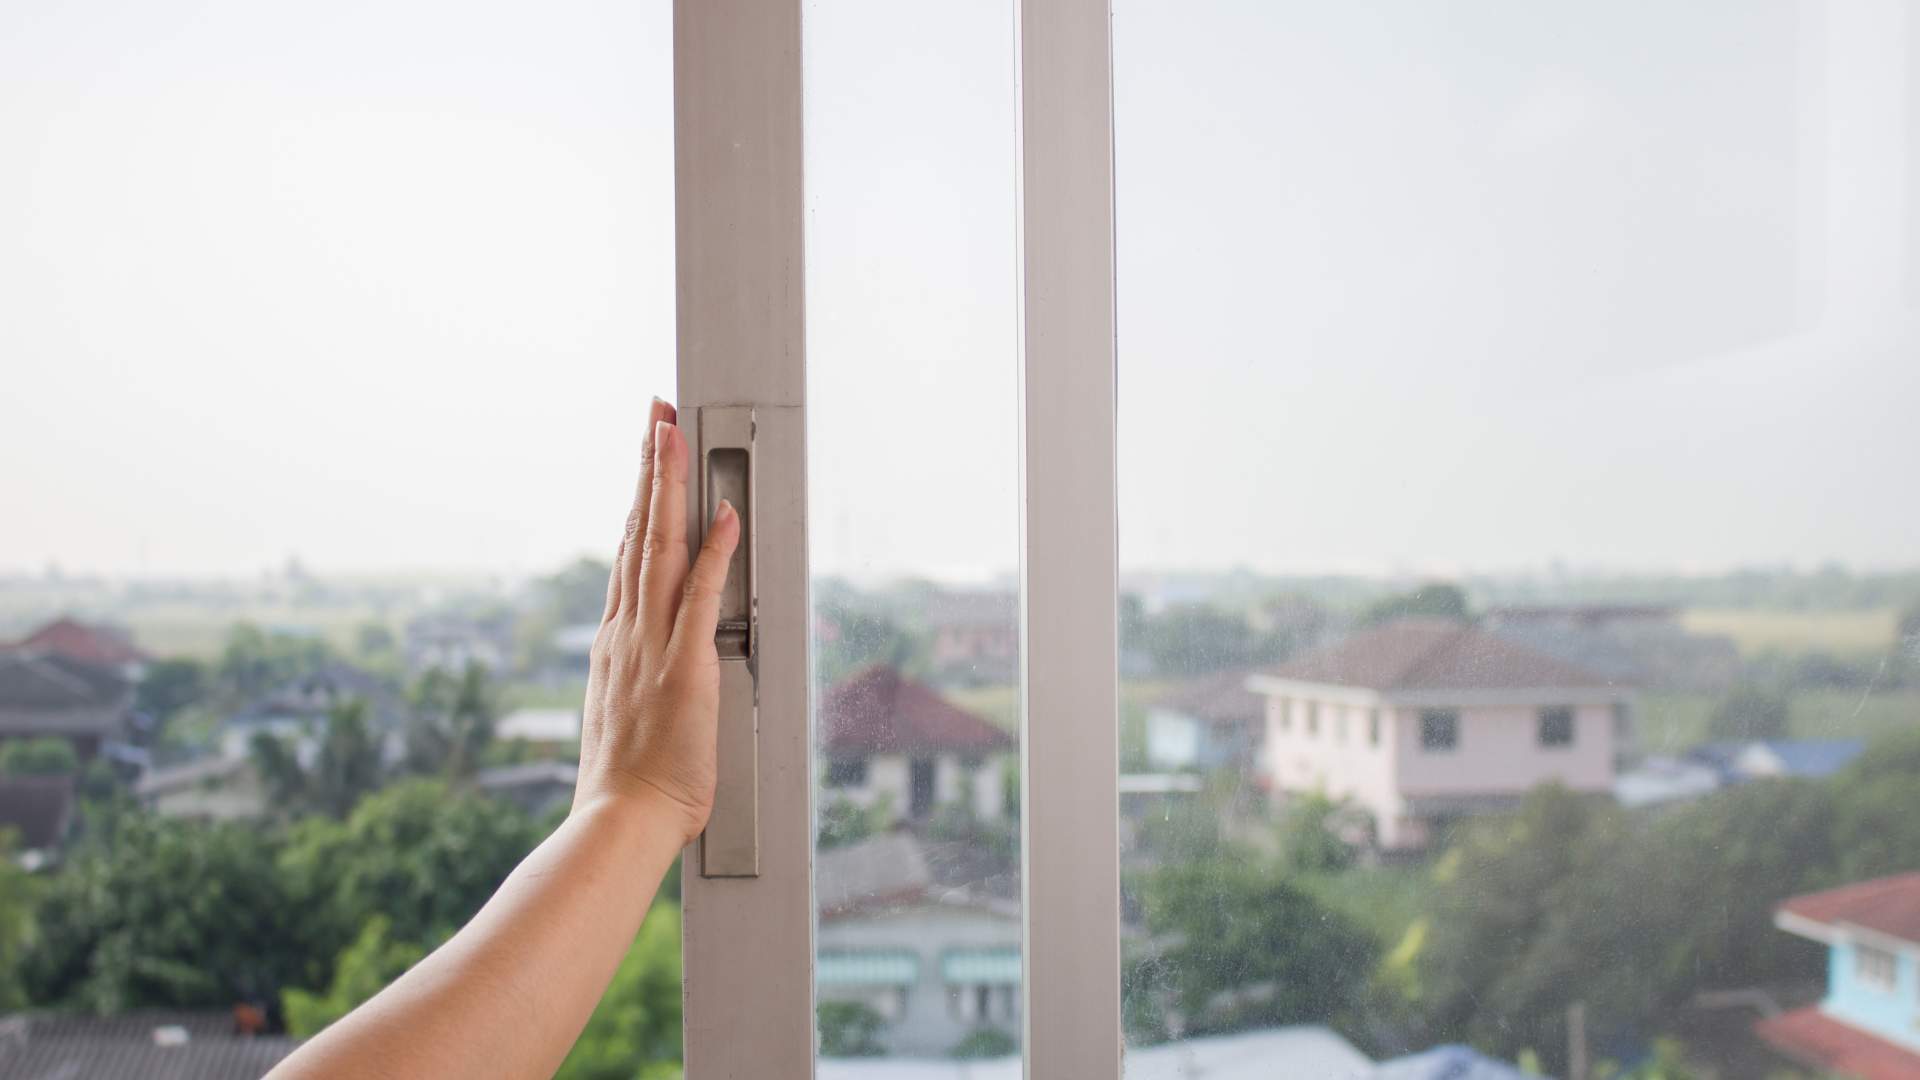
1305, 702, 1320, 738
1276, 698, 1291, 733
1420, 710, 1459, 752
1368, 709, 1381, 748
1334, 710, 1348, 744
825, 758, 868, 788
1857, 944, 1899, 992
1538, 707, 1576, 749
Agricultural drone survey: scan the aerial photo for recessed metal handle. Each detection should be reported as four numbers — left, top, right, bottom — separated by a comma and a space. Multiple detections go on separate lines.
698, 406, 758, 878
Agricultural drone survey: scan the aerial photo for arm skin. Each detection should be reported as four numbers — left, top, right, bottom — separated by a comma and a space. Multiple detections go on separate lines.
269, 398, 738, 1080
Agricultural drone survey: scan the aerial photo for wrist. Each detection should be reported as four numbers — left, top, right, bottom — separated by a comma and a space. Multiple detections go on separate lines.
573, 786, 705, 853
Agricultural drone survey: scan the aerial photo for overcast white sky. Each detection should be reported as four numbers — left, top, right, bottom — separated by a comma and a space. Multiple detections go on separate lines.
3, 0, 1916, 582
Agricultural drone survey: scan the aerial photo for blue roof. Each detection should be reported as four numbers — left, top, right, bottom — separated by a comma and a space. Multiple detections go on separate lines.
1754, 739, 1865, 778
1372, 1045, 1539, 1080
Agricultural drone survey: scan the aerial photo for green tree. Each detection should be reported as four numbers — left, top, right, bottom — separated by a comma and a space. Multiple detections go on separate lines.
555, 903, 685, 1079
282, 915, 426, 1038
1706, 684, 1790, 741
216, 623, 334, 701
817, 795, 891, 850
404, 663, 498, 779
0, 829, 37, 1010
1277, 793, 1358, 874
1139, 857, 1377, 1035
950, 1028, 1018, 1059
23, 813, 297, 1012
0, 736, 80, 776
134, 658, 207, 725
1134, 604, 1268, 676
1359, 582, 1471, 627
278, 779, 540, 984
817, 1001, 888, 1057
308, 699, 384, 818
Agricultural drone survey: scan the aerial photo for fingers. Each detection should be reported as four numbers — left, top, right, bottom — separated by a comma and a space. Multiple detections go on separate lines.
614, 398, 675, 621
638, 419, 692, 640
669, 500, 741, 661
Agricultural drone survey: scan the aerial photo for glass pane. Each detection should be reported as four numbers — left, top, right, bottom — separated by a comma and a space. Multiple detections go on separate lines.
1, 0, 680, 1072
1115, 2, 1918, 1077
804, 0, 1024, 1070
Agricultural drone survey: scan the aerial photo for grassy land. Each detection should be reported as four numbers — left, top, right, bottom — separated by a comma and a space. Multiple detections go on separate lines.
120, 604, 394, 659
1635, 689, 1920, 753
1682, 607, 1900, 659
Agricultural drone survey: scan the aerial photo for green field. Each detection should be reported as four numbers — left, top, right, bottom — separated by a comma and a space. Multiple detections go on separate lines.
1681, 607, 1901, 659
1634, 689, 1920, 753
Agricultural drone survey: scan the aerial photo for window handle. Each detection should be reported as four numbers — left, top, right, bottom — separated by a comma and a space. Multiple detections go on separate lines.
697, 406, 758, 877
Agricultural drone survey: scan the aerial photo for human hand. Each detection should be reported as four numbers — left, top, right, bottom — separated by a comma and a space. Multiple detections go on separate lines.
575, 398, 741, 845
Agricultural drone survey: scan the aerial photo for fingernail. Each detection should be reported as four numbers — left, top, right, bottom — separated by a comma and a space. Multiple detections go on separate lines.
715, 499, 736, 524
654, 420, 672, 465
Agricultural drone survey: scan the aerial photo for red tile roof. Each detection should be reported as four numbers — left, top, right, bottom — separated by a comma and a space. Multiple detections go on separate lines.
1755, 1006, 1920, 1080
1156, 670, 1264, 724
819, 665, 1013, 756
1779, 872, 1920, 944
1263, 618, 1614, 692
12, 617, 145, 667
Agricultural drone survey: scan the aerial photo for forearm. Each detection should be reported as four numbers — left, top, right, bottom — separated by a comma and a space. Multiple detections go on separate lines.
269, 794, 684, 1080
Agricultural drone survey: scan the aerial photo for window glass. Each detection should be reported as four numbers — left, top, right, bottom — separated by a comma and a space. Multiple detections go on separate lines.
1116, 1, 1919, 1075
804, 0, 1024, 1068
1, 0, 680, 1073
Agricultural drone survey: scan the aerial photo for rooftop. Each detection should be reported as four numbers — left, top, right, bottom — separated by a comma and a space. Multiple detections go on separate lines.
819, 665, 1013, 756
1777, 872, 1920, 944
1258, 618, 1615, 694
1155, 669, 1263, 724
1755, 1005, 1920, 1080
0, 1011, 297, 1080
5, 617, 146, 668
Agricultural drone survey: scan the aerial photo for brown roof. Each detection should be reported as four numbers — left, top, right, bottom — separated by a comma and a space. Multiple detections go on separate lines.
1755, 1005, 1920, 1080
819, 665, 1013, 756
0, 774, 78, 850
1262, 618, 1614, 692
12, 617, 145, 667
1778, 872, 1920, 944
1156, 670, 1263, 724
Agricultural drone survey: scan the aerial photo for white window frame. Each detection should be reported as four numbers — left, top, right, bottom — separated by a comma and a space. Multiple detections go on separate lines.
673, 0, 1120, 1076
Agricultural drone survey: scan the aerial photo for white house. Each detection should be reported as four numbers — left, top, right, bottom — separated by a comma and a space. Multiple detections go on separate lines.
819, 665, 1012, 822
816, 833, 1021, 1057
1249, 619, 1631, 850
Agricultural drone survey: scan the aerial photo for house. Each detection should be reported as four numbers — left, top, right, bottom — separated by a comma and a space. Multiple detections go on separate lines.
403, 610, 515, 676
0, 773, 78, 868
494, 707, 581, 751
817, 832, 1021, 1058
1145, 670, 1263, 771
219, 664, 400, 763
1683, 738, 1868, 786
819, 665, 1013, 822
817, 1025, 1373, 1077
1247, 619, 1631, 850
1735, 739, 1865, 780
3, 616, 147, 680
0, 652, 135, 760
0, 1010, 297, 1079
1756, 873, 1920, 1079
924, 592, 1018, 687
135, 756, 269, 822
475, 760, 578, 818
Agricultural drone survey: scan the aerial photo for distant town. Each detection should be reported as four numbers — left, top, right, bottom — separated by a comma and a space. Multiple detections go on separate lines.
2, 562, 1918, 1078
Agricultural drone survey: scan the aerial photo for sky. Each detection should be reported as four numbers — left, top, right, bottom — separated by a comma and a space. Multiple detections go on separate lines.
3, 0, 1916, 582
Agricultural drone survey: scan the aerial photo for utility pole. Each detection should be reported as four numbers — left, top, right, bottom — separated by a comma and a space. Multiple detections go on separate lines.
1567, 1000, 1589, 1080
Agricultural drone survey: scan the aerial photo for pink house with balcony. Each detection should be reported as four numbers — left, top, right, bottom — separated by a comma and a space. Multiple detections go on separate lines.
1248, 619, 1630, 850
